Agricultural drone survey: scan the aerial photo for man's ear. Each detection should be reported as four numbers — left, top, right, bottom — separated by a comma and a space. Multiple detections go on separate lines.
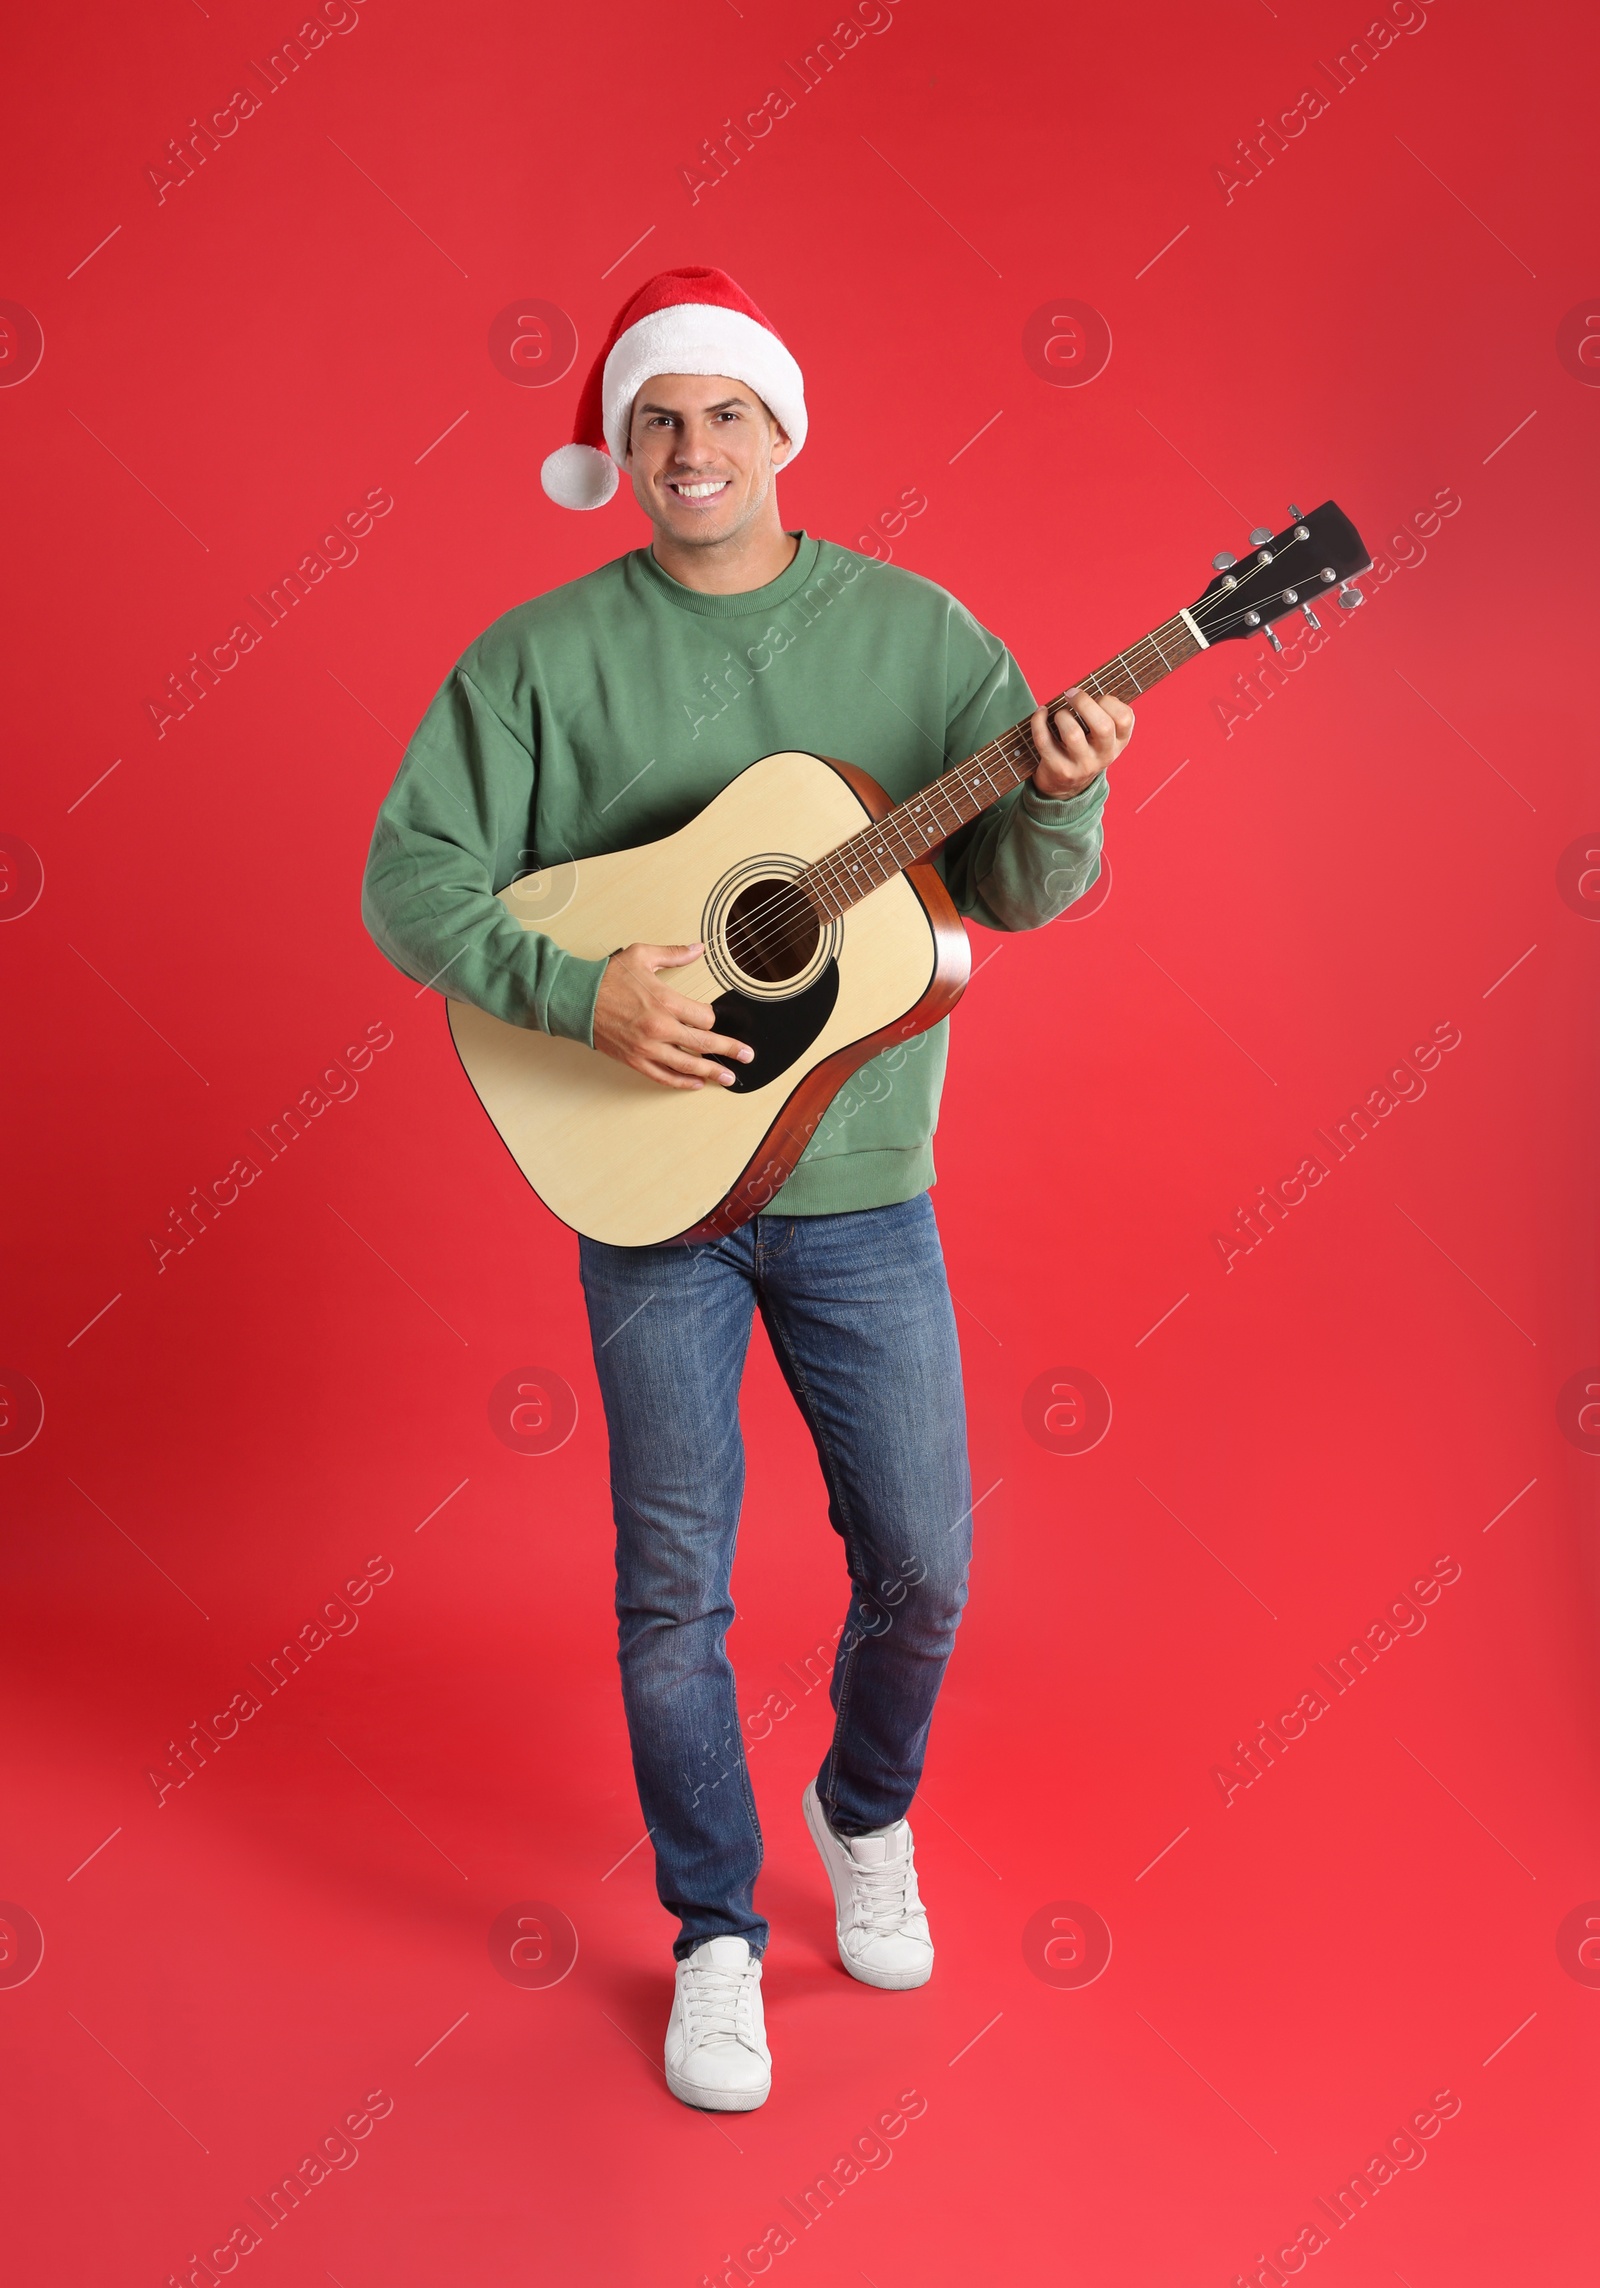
770, 421, 793, 468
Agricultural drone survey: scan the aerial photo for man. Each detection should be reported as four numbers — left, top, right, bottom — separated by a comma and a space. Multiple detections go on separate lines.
361, 267, 1132, 2112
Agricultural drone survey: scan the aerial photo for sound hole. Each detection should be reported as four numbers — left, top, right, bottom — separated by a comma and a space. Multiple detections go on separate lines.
724, 877, 820, 985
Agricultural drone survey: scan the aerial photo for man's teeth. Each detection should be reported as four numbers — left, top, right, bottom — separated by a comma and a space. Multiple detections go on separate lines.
674, 480, 728, 498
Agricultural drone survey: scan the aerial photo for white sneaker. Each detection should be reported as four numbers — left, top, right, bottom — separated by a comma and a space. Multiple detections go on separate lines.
663, 1935, 772, 2111
802, 1780, 934, 1990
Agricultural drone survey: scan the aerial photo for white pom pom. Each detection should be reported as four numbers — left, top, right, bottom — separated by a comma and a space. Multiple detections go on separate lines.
541, 442, 619, 510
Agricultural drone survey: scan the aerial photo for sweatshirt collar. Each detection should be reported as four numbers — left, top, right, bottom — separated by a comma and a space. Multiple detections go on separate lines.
628, 530, 822, 617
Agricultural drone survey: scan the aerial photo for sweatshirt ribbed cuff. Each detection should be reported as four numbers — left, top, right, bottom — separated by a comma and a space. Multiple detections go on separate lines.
541, 948, 609, 1047
1018, 775, 1109, 828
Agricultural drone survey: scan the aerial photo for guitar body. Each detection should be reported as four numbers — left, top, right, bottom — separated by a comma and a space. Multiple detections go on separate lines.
439, 502, 1373, 1249
446, 750, 971, 1247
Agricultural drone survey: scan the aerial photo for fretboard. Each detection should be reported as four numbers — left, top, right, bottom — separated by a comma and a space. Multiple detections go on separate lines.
802, 610, 1202, 919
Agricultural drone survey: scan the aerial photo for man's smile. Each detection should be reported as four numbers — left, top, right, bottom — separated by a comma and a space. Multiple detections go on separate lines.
667, 478, 732, 501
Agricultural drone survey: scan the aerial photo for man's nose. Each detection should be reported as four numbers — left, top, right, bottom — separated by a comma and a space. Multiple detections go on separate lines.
671, 424, 718, 465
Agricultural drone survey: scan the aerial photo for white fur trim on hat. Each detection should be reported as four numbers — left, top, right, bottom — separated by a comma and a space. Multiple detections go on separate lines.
539, 441, 620, 511
601, 304, 807, 472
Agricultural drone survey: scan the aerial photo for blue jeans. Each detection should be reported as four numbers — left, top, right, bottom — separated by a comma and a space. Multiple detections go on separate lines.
577, 1192, 973, 1962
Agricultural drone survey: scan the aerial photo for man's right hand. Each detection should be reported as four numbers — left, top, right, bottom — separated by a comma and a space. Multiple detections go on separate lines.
591, 942, 754, 1090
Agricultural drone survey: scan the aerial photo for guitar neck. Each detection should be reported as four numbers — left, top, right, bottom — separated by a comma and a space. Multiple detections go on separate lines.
802, 607, 1205, 920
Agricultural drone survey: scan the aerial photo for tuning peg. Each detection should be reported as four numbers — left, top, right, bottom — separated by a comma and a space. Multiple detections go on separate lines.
1337, 581, 1365, 612
1264, 625, 1285, 654
1249, 527, 1273, 546
1287, 503, 1303, 518
1212, 550, 1237, 571
1301, 604, 1321, 631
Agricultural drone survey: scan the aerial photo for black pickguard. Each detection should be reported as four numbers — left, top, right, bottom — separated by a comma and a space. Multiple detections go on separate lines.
708, 962, 840, 1093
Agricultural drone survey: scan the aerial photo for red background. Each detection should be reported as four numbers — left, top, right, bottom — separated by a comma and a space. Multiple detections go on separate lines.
3, 0, 1597, 2279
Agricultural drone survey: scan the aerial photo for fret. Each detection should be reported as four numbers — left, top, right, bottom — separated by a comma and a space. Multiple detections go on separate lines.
925, 779, 967, 836
994, 742, 1030, 788
796, 613, 1202, 921
1154, 616, 1198, 673
808, 873, 841, 920
970, 749, 1008, 800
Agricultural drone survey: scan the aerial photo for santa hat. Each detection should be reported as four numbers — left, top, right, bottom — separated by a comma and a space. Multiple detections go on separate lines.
540, 265, 807, 511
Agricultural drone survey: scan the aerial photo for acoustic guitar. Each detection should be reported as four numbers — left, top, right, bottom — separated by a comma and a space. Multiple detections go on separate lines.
448, 501, 1371, 1246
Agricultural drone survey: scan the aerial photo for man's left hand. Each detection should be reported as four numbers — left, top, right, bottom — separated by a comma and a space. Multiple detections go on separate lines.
1027, 686, 1134, 799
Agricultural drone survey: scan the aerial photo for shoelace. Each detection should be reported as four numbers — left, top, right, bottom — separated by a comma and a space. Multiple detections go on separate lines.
683, 1959, 757, 2047
847, 1846, 920, 1934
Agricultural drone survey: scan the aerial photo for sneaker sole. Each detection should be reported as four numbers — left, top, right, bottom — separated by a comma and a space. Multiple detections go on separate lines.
664, 2059, 771, 2111
801, 1780, 934, 1991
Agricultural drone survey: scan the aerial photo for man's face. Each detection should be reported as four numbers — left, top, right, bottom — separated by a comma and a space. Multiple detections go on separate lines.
625, 373, 791, 549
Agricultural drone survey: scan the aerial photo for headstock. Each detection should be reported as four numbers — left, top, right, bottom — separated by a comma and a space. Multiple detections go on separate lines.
1187, 501, 1372, 649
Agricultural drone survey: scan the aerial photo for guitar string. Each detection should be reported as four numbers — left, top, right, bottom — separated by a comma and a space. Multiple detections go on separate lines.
714, 589, 1276, 971
716, 603, 1222, 970
699, 536, 1348, 979
713, 567, 1328, 981
714, 571, 1335, 981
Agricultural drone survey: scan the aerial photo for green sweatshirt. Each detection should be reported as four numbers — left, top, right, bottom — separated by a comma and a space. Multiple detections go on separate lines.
361, 530, 1107, 1217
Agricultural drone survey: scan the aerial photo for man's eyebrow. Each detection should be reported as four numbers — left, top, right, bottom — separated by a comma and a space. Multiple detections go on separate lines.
635, 394, 754, 415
